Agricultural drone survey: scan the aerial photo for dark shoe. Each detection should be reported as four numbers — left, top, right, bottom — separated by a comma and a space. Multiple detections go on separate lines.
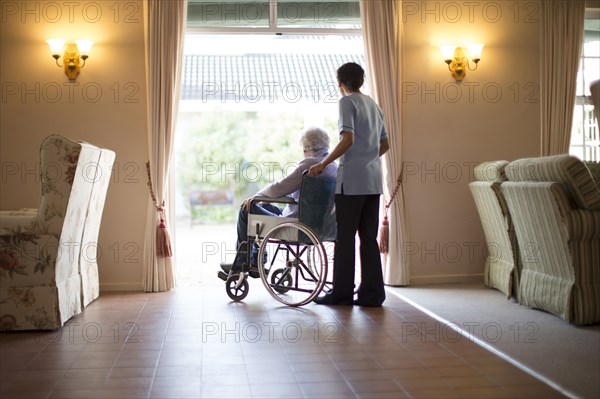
313, 293, 353, 306
248, 266, 267, 279
353, 299, 383, 308
321, 284, 355, 296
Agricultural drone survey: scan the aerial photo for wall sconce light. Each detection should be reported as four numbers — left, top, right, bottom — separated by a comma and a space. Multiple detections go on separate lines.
47, 39, 93, 80
440, 44, 484, 81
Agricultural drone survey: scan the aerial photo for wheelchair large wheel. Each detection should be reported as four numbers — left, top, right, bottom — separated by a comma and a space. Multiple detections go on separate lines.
257, 222, 327, 306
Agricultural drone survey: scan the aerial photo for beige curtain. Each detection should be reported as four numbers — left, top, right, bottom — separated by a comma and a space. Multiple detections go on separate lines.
142, 0, 187, 292
540, 0, 585, 155
360, 0, 409, 286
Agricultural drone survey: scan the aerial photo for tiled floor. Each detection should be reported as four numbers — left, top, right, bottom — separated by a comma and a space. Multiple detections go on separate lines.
0, 283, 566, 398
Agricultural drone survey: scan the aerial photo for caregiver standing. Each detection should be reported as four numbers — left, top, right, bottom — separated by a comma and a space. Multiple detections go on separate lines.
308, 62, 390, 307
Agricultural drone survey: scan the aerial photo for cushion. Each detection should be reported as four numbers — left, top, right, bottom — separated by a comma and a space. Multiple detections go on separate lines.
473, 160, 509, 182
584, 161, 600, 190
505, 155, 600, 210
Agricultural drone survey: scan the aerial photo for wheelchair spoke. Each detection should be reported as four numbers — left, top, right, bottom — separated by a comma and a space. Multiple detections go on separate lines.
258, 222, 329, 306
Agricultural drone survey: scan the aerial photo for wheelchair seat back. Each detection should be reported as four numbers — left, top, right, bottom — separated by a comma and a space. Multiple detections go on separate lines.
247, 173, 337, 243
298, 173, 337, 242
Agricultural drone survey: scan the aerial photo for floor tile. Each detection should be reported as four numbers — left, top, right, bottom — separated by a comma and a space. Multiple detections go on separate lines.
299, 380, 356, 398
250, 382, 304, 398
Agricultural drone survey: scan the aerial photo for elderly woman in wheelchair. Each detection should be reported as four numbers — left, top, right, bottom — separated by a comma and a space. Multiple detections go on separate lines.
218, 126, 338, 306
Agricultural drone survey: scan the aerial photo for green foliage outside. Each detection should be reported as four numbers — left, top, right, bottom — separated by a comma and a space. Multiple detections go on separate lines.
176, 110, 338, 223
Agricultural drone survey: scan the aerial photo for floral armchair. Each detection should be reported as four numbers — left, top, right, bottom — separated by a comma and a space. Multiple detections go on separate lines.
0, 134, 114, 330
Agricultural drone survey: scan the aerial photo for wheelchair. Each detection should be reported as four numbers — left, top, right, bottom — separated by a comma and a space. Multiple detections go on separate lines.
217, 172, 337, 306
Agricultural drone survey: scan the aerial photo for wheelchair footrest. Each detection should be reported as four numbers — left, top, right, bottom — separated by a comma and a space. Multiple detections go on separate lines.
217, 271, 228, 281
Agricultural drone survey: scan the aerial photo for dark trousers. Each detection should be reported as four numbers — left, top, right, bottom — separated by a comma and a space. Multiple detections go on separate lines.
332, 194, 386, 305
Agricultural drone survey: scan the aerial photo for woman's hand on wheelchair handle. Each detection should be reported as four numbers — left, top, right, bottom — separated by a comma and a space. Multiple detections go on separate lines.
308, 162, 325, 176
241, 198, 253, 212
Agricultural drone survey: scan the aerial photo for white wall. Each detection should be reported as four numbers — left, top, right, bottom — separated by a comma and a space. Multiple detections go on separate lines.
401, 1, 540, 284
0, 0, 149, 290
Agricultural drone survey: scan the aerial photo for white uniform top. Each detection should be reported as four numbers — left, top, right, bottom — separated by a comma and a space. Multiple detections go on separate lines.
336, 92, 388, 195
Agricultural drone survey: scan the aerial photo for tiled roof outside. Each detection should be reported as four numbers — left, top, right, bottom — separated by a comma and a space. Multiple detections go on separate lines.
181, 53, 366, 103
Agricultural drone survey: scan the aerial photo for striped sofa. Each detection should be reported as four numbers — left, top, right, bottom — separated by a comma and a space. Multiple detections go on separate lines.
469, 161, 520, 299
501, 155, 600, 325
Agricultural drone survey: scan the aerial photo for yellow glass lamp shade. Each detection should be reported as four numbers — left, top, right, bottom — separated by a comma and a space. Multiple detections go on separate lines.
76, 40, 94, 58
47, 39, 65, 58
439, 45, 457, 62
467, 43, 484, 61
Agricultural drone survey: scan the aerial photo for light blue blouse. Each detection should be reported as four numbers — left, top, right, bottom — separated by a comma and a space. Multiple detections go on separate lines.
337, 92, 388, 195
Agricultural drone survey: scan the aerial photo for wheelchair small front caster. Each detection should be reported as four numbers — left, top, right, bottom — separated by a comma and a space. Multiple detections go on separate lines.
270, 268, 293, 294
225, 274, 249, 301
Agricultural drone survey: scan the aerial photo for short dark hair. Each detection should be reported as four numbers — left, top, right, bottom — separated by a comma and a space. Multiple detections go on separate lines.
337, 62, 365, 91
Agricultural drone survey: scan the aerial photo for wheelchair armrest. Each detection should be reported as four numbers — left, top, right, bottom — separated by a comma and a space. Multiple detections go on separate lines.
251, 195, 297, 206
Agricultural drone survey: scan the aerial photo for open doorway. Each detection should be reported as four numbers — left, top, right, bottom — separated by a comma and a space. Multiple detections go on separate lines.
173, 34, 365, 286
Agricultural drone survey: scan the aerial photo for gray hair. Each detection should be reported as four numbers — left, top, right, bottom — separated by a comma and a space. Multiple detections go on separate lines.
299, 126, 330, 152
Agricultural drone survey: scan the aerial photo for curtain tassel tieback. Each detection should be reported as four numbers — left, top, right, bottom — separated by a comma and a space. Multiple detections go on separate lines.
146, 161, 173, 258
378, 214, 389, 254
379, 169, 403, 254
156, 207, 173, 258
